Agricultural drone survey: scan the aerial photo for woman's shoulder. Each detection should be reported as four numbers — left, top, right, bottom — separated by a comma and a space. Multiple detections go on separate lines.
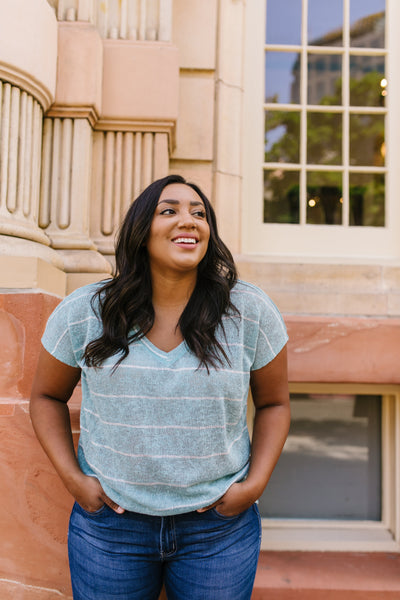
231, 279, 276, 308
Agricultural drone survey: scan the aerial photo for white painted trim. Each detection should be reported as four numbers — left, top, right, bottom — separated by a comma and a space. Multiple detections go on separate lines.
242, 0, 398, 259
260, 383, 400, 552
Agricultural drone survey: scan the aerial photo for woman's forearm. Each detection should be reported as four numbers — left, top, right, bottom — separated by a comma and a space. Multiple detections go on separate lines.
30, 395, 84, 492
245, 402, 290, 499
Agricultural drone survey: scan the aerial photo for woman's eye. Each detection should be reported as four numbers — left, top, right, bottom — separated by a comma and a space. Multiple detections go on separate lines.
160, 208, 175, 215
193, 210, 206, 218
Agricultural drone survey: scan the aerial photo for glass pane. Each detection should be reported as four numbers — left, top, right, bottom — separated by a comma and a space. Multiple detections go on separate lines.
265, 51, 300, 104
307, 54, 342, 105
350, 0, 385, 48
350, 173, 385, 226
265, 111, 300, 163
350, 114, 385, 166
350, 56, 386, 106
308, 0, 343, 46
259, 394, 382, 520
307, 171, 342, 224
266, 0, 302, 45
264, 169, 299, 223
307, 113, 342, 165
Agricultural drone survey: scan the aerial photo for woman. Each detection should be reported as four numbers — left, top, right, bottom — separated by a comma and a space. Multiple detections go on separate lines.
30, 174, 290, 600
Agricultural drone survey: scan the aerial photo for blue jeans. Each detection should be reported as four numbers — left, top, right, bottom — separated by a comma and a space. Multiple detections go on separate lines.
68, 502, 261, 600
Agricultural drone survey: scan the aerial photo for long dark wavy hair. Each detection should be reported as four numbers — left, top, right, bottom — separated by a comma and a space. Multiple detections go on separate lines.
83, 174, 238, 371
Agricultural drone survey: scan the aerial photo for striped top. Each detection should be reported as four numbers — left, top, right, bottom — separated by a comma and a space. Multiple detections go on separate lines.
41, 280, 288, 516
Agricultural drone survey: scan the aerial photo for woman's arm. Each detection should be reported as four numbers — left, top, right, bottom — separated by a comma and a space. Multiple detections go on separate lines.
30, 347, 124, 513
198, 345, 290, 516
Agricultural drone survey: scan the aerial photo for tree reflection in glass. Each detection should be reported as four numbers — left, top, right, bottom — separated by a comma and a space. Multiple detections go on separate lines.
264, 170, 300, 224
350, 114, 385, 167
307, 172, 342, 225
307, 112, 342, 165
265, 111, 300, 164
349, 173, 385, 227
350, 57, 385, 106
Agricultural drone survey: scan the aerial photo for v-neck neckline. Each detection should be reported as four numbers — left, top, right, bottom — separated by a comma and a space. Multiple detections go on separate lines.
140, 336, 187, 362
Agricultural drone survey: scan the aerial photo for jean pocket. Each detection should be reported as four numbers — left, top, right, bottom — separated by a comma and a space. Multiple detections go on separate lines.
210, 507, 245, 521
77, 502, 109, 517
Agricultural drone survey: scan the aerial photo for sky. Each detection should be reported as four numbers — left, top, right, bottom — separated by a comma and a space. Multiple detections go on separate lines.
266, 0, 386, 45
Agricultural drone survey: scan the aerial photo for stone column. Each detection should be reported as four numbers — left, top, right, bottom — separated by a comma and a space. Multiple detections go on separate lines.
0, 0, 66, 294
44, 21, 112, 292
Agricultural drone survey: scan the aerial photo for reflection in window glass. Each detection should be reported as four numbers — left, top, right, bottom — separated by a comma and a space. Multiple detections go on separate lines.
350, 173, 385, 226
266, 0, 302, 45
265, 111, 300, 163
265, 52, 300, 104
259, 394, 382, 520
307, 112, 342, 166
264, 170, 299, 223
350, 0, 385, 48
308, 0, 343, 46
307, 171, 342, 225
350, 56, 386, 107
307, 54, 342, 105
350, 114, 385, 167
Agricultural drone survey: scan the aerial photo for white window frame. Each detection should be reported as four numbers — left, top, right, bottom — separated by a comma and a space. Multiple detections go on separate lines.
258, 383, 400, 552
242, 0, 400, 261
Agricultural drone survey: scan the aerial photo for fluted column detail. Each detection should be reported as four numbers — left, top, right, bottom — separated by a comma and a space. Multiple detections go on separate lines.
0, 81, 49, 245
90, 130, 169, 255
48, 0, 172, 41
40, 117, 95, 250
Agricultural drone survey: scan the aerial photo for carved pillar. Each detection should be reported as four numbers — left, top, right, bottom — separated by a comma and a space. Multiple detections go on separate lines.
90, 130, 169, 257
0, 83, 49, 246
43, 22, 112, 291
0, 0, 67, 293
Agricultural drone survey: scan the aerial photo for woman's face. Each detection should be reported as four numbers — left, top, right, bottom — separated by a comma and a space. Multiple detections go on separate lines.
146, 183, 210, 277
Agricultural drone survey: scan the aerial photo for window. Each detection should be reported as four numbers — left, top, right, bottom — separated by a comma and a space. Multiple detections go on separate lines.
243, 0, 400, 258
256, 385, 400, 551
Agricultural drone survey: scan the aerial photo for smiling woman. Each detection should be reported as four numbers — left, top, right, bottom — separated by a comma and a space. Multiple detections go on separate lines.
30, 174, 290, 600
146, 183, 210, 279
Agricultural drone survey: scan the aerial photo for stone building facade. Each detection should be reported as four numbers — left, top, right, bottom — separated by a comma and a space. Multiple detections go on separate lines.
1, 0, 400, 597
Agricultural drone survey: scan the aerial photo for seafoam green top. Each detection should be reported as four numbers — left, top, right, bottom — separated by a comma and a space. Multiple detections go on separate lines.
41, 280, 288, 516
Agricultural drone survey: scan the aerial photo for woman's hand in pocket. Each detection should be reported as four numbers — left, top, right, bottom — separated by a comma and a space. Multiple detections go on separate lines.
68, 472, 125, 514
197, 481, 257, 517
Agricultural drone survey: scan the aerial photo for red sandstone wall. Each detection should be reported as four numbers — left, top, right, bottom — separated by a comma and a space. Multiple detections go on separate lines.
2, 291, 400, 598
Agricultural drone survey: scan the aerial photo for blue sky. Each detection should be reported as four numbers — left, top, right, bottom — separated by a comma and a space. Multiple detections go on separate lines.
266, 0, 386, 45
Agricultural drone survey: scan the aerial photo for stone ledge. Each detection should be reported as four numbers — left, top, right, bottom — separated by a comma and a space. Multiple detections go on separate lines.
252, 551, 400, 599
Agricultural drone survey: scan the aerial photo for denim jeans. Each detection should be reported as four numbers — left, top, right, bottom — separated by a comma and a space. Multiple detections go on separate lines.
68, 501, 261, 600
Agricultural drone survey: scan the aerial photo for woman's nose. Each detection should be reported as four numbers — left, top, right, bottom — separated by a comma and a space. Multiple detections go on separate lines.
178, 212, 196, 228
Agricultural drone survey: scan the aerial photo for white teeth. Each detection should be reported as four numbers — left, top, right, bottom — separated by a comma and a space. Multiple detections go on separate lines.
173, 237, 197, 244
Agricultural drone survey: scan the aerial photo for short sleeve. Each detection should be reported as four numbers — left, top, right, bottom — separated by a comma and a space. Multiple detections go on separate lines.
41, 299, 79, 368
251, 294, 288, 371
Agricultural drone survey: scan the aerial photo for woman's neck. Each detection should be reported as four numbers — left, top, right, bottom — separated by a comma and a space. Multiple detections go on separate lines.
150, 269, 197, 310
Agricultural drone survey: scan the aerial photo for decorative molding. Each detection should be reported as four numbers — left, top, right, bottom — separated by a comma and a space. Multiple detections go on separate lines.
45, 105, 99, 128
95, 119, 176, 150
0, 64, 53, 111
